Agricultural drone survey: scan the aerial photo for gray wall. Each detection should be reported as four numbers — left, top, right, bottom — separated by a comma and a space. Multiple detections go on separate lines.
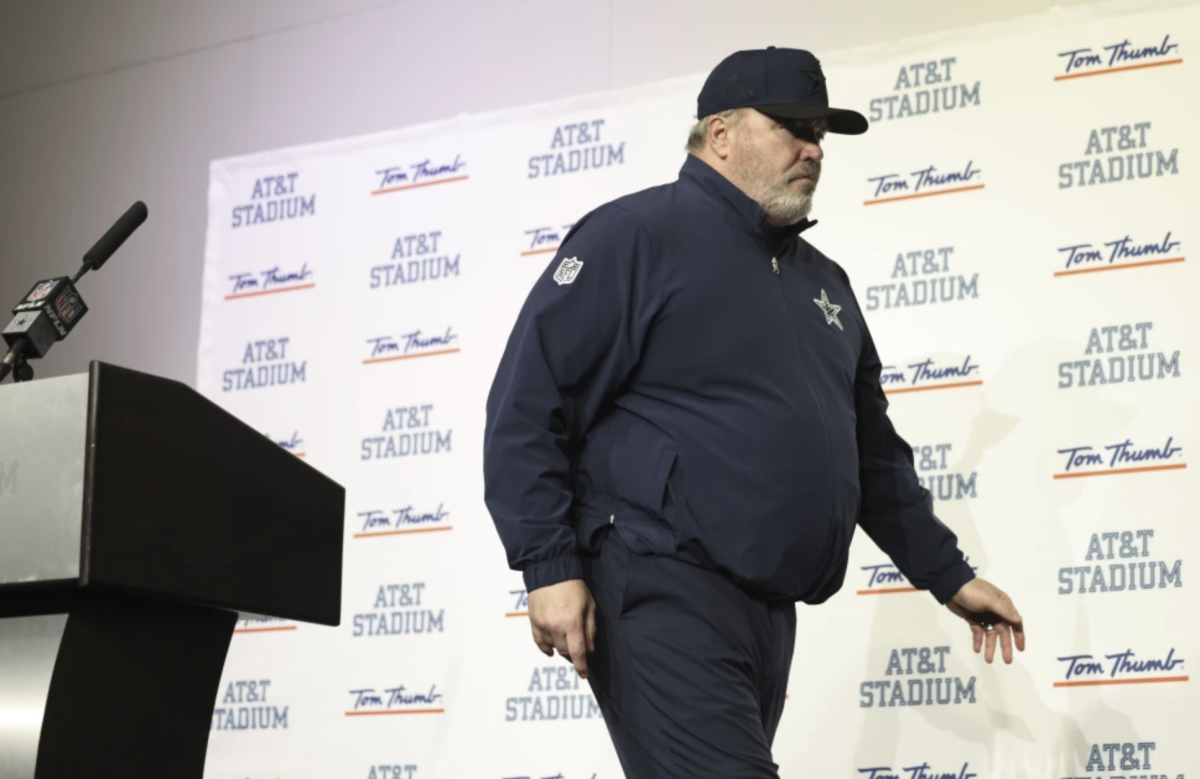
0, 0, 1101, 386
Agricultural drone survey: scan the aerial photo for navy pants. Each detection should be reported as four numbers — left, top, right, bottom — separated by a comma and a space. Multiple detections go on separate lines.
581, 528, 797, 778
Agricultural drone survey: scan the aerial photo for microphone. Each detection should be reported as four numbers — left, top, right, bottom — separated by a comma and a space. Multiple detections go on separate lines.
0, 201, 148, 384
80, 201, 148, 276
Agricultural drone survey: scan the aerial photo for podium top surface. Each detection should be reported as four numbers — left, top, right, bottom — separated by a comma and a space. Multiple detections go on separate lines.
0, 362, 344, 625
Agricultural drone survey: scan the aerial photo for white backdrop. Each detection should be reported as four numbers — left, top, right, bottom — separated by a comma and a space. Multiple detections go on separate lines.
198, 2, 1198, 776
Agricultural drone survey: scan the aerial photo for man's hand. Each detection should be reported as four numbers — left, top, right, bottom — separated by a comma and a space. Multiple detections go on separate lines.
527, 579, 598, 679
947, 577, 1026, 664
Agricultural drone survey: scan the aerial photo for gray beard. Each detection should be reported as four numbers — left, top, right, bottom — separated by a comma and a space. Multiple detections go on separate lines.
756, 181, 815, 225
737, 148, 819, 226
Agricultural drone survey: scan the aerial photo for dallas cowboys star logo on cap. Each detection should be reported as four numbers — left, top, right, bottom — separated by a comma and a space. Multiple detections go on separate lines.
801, 66, 827, 96
813, 289, 843, 330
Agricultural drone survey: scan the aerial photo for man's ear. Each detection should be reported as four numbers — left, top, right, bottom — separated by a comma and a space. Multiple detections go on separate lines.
708, 112, 737, 160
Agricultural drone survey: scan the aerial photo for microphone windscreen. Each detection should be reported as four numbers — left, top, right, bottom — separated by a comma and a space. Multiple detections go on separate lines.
82, 201, 148, 271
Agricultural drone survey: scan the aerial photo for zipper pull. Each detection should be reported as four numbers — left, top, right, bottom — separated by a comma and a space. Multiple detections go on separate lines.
771, 257, 780, 275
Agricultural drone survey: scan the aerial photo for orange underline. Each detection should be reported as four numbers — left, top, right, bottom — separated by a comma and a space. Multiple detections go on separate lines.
1054, 256, 1185, 277
1054, 676, 1188, 688
1054, 58, 1183, 81
371, 176, 469, 195
363, 348, 460, 365
857, 587, 919, 595
292, 452, 307, 458
234, 626, 297, 634
225, 283, 315, 300
884, 380, 983, 395
864, 184, 985, 206
345, 709, 445, 716
506, 612, 529, 618
354, 526, 454, 538
1054, 463, 1187, 480
521, 247, 559, 256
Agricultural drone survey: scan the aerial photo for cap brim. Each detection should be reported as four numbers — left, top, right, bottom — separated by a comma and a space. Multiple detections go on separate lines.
757, 104, 869, 135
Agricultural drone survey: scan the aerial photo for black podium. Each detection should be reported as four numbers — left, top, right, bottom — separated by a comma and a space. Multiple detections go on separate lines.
0, 362, 344, 779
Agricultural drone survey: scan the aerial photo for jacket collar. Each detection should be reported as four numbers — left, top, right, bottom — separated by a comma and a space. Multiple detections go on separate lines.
678, 154, 818, 242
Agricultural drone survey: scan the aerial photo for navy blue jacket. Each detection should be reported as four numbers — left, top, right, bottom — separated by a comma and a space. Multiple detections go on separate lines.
484, 154, 975, 605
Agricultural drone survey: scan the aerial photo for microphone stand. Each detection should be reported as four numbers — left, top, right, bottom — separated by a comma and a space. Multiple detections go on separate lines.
0, 340, 33, 383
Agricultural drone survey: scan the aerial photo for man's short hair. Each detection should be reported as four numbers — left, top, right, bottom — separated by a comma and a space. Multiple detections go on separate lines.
685, 108, 742, 152
685, 110, 831, 152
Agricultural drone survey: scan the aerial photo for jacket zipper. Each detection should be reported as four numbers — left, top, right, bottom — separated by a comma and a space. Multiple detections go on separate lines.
769, 255, 832, 451
769, 255, 838, 585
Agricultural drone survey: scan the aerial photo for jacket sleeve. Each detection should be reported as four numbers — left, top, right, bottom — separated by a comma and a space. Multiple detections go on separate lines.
838, 266, 976, 604
484, 205, 659, 592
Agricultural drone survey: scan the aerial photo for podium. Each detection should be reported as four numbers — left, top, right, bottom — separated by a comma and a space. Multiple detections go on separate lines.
0, 362, 344, 779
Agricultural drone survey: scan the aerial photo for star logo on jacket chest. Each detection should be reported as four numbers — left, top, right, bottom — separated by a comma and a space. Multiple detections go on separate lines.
812, 289, 844, 331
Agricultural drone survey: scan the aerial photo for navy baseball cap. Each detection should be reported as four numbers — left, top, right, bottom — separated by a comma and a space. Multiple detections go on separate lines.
697, 47, 868, 135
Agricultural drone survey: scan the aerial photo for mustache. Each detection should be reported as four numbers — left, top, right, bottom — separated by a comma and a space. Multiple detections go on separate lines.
786, 163, 822, 183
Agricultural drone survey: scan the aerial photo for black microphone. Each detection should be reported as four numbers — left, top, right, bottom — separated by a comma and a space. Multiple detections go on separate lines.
0, 202, 148, 384
80, 200, 148, 276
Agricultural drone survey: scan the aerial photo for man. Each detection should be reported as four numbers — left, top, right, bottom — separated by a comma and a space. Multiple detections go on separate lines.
484, 47, 1025, 777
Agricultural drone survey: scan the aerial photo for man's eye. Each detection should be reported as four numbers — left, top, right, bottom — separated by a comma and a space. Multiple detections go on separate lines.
788, 125, 820, 142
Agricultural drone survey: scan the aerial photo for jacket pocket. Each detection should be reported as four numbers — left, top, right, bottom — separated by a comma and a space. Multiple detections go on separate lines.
605, 419, 680, 555
607, 422, 677, 516
581, 417, 618, 497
